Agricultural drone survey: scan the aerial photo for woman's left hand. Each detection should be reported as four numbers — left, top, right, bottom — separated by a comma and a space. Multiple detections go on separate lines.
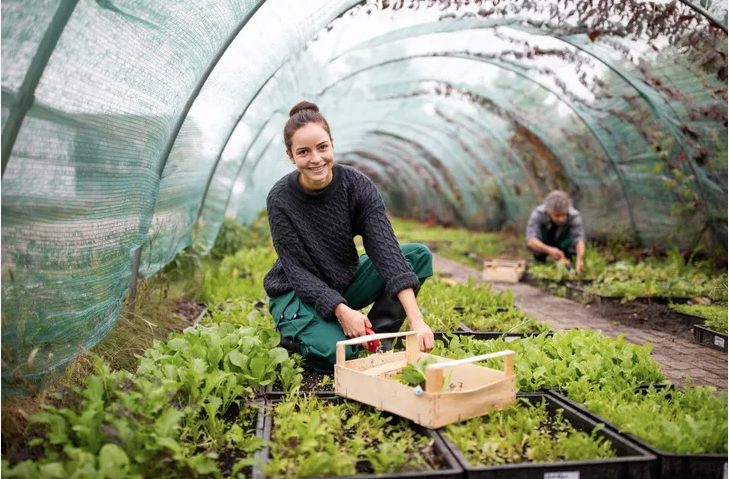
409, 317, 434, 352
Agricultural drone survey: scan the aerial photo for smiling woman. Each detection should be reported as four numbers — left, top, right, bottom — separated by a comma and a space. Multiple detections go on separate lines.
263, 100, 436, 373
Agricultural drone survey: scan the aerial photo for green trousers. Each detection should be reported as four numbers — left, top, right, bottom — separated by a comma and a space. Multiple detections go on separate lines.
269, 243, 433, 372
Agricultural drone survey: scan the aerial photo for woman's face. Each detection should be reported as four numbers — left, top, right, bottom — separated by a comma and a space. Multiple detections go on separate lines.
287, 122, 334, 191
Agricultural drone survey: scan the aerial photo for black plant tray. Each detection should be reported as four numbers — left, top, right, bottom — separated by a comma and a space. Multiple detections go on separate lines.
391, 330, 552, 349
255, 397, 463, 479
672, 311, 713, 326
564, 285, 694, 306
453, 306, 518, 313
542, 383, 673, 396
439, 392, 656, 479
693, 324, 728, 352
546, 390, 728, 479
457, 322, 553, 338
262, 364, 336, 400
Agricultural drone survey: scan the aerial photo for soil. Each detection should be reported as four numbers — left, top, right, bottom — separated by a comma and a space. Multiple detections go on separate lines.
211, 403, 259, 478
172, 298, 206, 324
269, 400, 447, 473
596, 301, 696, 341
270, 367, 333, 393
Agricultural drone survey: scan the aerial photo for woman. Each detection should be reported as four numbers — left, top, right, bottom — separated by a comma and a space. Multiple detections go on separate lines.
263, 101, 434, 372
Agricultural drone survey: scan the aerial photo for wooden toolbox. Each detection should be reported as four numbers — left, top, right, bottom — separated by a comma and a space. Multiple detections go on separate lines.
334, 331, 516, 429
482, 259, 526, 283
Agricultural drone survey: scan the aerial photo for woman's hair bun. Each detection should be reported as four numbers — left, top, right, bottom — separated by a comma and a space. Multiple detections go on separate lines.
289, 101, 320, 117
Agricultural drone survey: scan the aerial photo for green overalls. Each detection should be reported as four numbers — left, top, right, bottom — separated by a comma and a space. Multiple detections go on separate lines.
269, 243, 433, 372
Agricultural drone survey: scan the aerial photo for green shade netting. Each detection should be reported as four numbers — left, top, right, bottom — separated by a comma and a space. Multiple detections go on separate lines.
2, 0, 726, 394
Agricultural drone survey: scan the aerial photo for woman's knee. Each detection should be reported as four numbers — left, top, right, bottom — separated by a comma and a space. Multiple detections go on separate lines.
401, 243, 433, 277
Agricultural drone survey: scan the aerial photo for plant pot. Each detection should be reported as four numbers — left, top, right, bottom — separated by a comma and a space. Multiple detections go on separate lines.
257, 397, 464, 478
693, 324, 728, 352
439, 393, 657, 479
546, 390, 727, 479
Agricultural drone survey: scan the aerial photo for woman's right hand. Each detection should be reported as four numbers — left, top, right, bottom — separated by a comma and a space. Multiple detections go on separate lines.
334, 304, 372, 338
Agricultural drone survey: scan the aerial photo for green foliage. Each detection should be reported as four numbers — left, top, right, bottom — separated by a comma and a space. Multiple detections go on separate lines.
417, 278, 550, 332
211, 215, 271, 260
527, 244, 605, 283
204, 298, 274, 330
137, 323, 292, 399
388, 217, 523, 268
392, 357, 438, 388
431, 329, 663, 392
4, 356, 264, 478
444, 397, 616, 465
265, 395, 442, 477
199, 247, 278, 305
669, 304, 728, 334
459, 307, 551, 334
567, 380, 728, 454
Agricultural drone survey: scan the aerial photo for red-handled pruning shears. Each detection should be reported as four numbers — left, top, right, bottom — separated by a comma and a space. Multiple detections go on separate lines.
363, 327, 382, 353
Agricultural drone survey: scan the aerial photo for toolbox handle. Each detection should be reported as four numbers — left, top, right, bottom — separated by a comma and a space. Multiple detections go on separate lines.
425, 350, 515, 393
335, 331, 420, 366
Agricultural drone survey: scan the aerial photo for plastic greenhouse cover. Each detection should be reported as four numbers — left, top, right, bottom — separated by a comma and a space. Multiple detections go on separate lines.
1, 0, 726, 394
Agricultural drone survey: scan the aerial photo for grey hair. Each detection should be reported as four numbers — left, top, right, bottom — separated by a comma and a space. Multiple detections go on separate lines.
544, 190, 571, 213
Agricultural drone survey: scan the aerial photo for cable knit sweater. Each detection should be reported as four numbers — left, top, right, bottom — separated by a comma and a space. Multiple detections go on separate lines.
263, 164, 420, 320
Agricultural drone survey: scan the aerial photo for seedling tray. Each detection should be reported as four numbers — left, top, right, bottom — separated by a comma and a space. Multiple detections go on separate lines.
335, 331, 516, 429
546, 390, 727, 479
439, 392, 657, 479
564, 285, 694, 306
263, 366, 336, 400
672, 311, 713, 326
693, 324, 728, 352
255, 396, 464, 479
453, 306, 517, 313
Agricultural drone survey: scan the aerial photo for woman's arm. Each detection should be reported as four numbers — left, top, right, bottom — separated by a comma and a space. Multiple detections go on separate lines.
268, 201, 347, 320
396, 288, 434, 351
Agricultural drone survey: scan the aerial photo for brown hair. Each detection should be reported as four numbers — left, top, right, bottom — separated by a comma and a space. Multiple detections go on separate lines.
283, 101, 332, 153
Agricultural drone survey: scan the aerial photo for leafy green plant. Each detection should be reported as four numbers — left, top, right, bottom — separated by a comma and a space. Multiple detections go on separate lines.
566, 379, 728, 454
669, 304, 728, 333
444, 397, 616, 465
211, 215, 271, 260
527, 244, 605, 283
416, 278, 549, 332
3, 357, 225, 478
137, 323, 291, 401
459, 307, 550, 334
431, 329, 663, 391
265, 395, 443, 477
199, 247, 278, 305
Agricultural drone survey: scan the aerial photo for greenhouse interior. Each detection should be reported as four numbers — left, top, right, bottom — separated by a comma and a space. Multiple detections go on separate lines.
1, 0, 728, 477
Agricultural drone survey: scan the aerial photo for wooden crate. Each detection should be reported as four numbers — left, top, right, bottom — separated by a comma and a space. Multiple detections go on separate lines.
334, 331, 516, 429
481, 259, 526, 283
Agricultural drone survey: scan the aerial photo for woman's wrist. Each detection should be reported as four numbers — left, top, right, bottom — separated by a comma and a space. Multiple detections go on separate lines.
334, 302, 349, 320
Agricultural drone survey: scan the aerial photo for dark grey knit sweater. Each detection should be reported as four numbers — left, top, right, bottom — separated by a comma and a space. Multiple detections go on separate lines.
263, 164, 420, 320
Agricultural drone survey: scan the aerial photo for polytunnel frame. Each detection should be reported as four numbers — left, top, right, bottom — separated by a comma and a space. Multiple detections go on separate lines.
378, 77, 574, 193
316, 51, 647, 242
2, 0, 724, 319
337, 109, 522, 221
197, 0, 726, 253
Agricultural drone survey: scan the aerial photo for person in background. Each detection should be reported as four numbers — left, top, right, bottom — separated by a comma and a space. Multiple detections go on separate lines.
263, 100, 434, 373
525, 190, 586, 273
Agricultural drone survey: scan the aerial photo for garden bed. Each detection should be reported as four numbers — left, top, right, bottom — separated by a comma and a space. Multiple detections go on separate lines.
439, 393, 656, 479
258, 396, 462, 478
591, 300, 699, 341
546, 388, 728, 479
693, 325, 728, 352
265, 367, 336, 399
